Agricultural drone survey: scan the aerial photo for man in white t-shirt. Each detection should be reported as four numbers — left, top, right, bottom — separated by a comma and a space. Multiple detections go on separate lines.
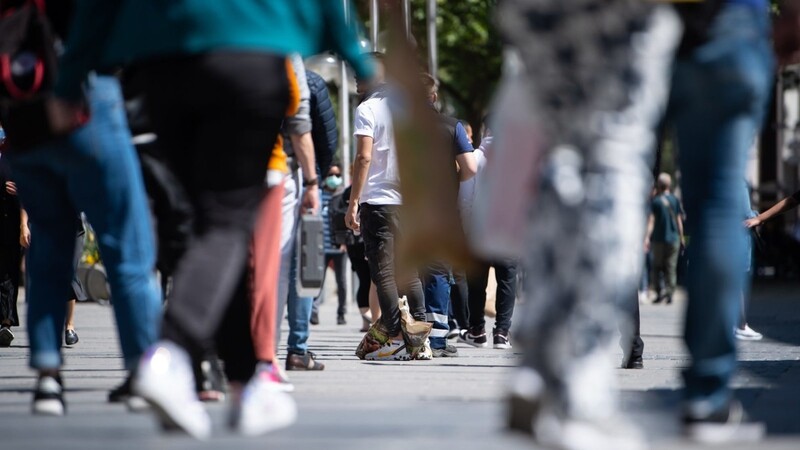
345, 54, 426, 361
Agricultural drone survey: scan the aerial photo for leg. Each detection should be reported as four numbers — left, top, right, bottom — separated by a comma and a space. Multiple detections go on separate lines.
649, 243, 666, 300
422, 262, 451, 349
286, 246, 314, 355
275, 172, 301, 350
492, 260, 518, 334
360, 205, 403, 337
449, 268, 469, 330
466, 260, 491, 331
251, 183, 284, 363
664, 242, 680, 302
333, 253, 347, 318
671, 4, 774, 413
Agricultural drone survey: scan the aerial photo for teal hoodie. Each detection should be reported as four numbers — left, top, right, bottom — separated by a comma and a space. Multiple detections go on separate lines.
55, 0, 373, 100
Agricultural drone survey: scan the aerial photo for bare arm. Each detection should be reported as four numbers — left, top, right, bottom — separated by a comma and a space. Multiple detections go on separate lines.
345, 135, 373, 232
745, 194, 800, 228
455, 152, 477, 182
20, 208, 30, 248
644, 213, 655, 252
290, 132, 320, 214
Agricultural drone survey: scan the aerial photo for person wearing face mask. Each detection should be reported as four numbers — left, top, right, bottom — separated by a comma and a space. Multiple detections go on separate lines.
311, 163, 348, 325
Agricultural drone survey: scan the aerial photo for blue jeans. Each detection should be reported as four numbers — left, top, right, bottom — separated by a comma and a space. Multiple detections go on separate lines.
286, 244, 313, 355
423, 263, 451, 349
669, 4, 773, 411
7, 76, 161, 371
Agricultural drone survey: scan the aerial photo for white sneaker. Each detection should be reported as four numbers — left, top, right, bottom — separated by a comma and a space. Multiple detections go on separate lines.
534, 408, 648, 450
233, 364, 298, 436
735, 325, 763, 341
363, 337, 412, 361
133, 341, 211, 440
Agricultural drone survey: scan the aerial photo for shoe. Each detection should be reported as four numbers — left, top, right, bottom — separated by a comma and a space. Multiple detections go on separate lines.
358, 324, 412, 361
232, 363, 298, 436
266, 363, 295, 393
507, 368, 545, 436
432, 344, 459, 358
623, 356, 644, 369
414, 338, 433, 360
446, 327, 461, 340
133, 341, 211, 440
337, 315, 346, 325
459, 327, 488, 348
197, 357, 227, 402
108, 375, 149, 411
534, 406, 647, 450
310, 311, 320, 325
285, 351, 325, 371
0, 326, 14, 347
683, 399, 765, 444
493, 331, 512, 349
735, 325, 763, 341
64, 329, 79, 346
32, 375, 65, 416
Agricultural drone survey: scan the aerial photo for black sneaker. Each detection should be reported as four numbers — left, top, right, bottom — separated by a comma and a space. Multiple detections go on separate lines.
683, 399, 765, 444
493, 331, 512, 349
108, 376, 132, 403
33, 375, 65, 416
0, 326, 14, 347
310, 311, 320, 325
431, 344, 459, 358
623, 355, 644, 369
337, 315, 346, 325
459, 327, 488, 348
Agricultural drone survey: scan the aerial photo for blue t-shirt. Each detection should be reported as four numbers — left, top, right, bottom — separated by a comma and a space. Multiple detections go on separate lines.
651, 193, 683, 244
454, 122, 473, 155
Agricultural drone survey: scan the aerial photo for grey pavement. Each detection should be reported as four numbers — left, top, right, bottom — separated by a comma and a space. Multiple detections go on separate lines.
1, 279, 799, 450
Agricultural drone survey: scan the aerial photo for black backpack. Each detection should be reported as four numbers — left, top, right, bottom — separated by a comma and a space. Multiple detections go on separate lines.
328, 187, 359, 246
0, 0, 60, 149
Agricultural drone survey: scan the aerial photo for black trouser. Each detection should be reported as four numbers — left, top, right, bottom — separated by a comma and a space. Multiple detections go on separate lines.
139, 51, 289, 383
466, 259, 517, 333
449, 268, 469, 330
346, 241, 371, 309
313, 253, 347, 317
360, 204, 425, 336
0, 242, 21, 327
619, 289, 644, 362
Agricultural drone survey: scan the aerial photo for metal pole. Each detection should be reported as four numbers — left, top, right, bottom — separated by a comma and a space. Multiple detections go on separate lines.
426, 0, 437, 76
341, 0, 354, 308
370, 0, 379, 51
402, 0, 411, 40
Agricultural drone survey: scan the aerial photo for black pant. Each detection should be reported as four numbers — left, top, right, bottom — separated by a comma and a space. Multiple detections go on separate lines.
619, 289, 644, 361
360, 204, 425, 336
449, 268, 469, 330
140, 51, 289, 382
346, 241, 371, 309
466, 259, 517, 333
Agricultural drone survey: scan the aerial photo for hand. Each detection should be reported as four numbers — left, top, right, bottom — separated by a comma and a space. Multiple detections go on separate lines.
46, 97, 86, 135
301, 184, 319, 215
643, 237, 650, 253
744, 217, 762, 229
345, 203, 360, 233
5, 181, 16, 196
20, 224, 31, 248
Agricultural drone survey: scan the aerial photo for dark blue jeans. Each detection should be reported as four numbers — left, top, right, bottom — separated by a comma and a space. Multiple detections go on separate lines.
7, 75, 161, 371
423, 262, 451, 349
669, 3, 773, 411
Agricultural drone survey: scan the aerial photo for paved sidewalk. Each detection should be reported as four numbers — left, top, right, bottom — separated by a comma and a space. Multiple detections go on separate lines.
0, 280, 798, 450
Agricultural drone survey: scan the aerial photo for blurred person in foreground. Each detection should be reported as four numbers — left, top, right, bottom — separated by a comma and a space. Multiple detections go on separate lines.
50, 0, 373, 438
497, 0, 800, 448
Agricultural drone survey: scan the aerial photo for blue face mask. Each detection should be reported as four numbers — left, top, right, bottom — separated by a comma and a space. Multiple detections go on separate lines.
324, 175, 343, 190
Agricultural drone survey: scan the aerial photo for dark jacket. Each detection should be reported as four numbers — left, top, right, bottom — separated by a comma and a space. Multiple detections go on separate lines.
307, 70, 337, 178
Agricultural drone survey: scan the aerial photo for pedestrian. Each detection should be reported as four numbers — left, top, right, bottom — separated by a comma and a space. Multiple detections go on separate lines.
43, 0, 373, 438
2, 0, 161, 418
644, 172, 685, 304
0, 149, 21, 348
312, 163, 349, 326
348, 53, 428, 361
419, 72, 477, 358
738, 183, 763, 341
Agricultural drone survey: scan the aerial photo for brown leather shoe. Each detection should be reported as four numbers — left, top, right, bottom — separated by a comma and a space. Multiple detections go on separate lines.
285, 352, 325, 371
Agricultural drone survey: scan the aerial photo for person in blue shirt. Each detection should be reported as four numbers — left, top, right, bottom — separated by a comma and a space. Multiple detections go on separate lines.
644, 173, 685, 304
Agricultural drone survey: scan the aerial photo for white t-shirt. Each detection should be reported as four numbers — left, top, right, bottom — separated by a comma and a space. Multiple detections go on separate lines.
458, 135, 491, 235
353, 94, 402, 206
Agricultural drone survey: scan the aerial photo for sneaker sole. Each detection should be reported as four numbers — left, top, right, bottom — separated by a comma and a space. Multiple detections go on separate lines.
458, 337, 488, 348
134, 381, 211, 440
686, 421, 766, 444
125, 396, 150, 413
238, 391, 298, 436
32, 399, 64, 416
494, 343, 513, 350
